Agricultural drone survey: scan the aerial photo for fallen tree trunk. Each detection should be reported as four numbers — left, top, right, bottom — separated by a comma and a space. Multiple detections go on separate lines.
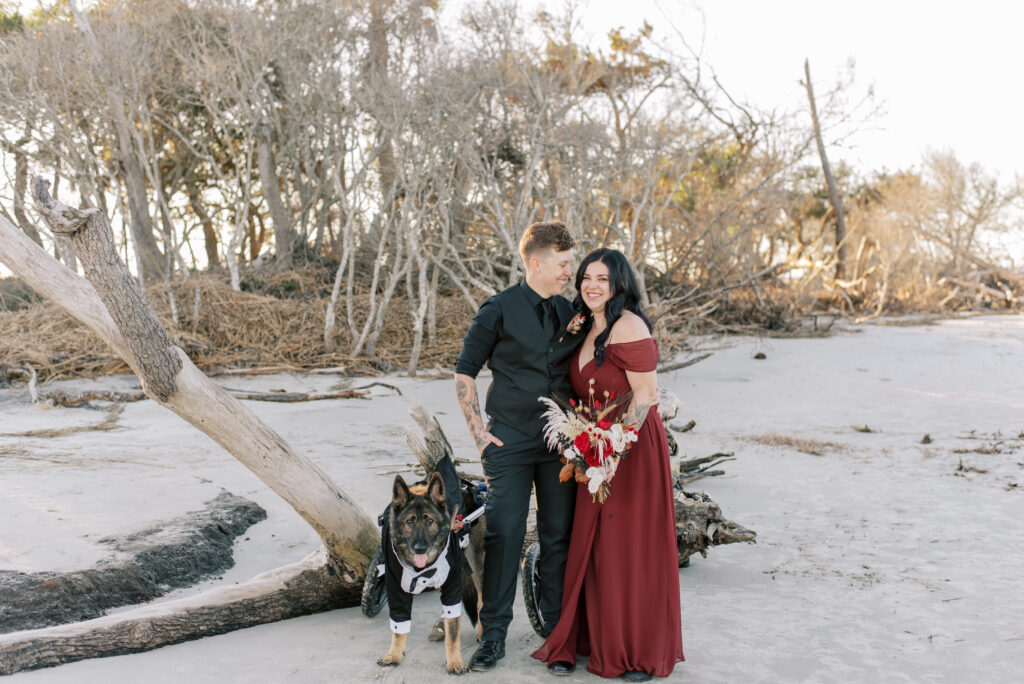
208, 365, 347, 376
0, 549, 357, 676
34, 387, 371, 406
224, 388, 370, 402
34, 389, 148, 407
0, 403, 122, 437
677, 451, 736, 485
674, 489, 756, 565
0, 492, 266, 634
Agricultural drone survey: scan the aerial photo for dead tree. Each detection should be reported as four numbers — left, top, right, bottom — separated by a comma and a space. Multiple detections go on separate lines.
0, 179, 378, 673
804, 58, 847, 280
68, 1, 166, 283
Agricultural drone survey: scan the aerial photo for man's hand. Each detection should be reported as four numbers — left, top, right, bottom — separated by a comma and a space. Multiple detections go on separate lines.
473, 429, 504, 455
455, 373, 504, 455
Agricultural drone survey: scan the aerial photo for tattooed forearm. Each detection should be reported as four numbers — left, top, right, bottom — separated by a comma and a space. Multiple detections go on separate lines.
454, 374, 488, 451
621, 398, 654, 433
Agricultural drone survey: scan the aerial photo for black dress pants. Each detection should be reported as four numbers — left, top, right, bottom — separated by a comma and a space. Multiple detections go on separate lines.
479, 422, 576, 643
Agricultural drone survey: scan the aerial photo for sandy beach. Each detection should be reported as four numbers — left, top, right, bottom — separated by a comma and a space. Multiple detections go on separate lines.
2, 314, 1023, 683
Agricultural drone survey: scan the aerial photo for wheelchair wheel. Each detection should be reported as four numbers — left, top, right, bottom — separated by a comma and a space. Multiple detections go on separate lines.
520, 541, 545, 636
360, 545, 387, 617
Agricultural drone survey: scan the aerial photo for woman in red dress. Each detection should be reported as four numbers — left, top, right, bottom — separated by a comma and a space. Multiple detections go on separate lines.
533, 248, 684, 681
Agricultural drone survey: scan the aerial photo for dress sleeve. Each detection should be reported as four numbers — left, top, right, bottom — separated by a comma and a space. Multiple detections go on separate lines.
606, 338, 659, 372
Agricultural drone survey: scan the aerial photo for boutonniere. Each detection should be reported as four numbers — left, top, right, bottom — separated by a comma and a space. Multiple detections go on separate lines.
560, 313, 587, 340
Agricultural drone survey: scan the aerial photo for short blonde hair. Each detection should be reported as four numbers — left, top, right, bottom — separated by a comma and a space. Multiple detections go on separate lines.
518, 220, 574, 263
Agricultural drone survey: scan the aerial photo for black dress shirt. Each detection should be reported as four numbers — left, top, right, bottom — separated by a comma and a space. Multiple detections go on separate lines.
455, 282, 551, 378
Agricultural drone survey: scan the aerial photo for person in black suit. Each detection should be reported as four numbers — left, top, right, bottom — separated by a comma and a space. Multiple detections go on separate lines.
454, 221, 584, 673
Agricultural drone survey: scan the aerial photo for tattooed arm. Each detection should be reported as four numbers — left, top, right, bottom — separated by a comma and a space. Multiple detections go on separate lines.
610, 311, 659, 432
454, 296, 504, 455
454, 373, 504, 454
622, 369, 658, 432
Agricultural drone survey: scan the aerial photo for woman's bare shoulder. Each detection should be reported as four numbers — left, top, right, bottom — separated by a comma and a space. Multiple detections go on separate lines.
608, 310, 651, 344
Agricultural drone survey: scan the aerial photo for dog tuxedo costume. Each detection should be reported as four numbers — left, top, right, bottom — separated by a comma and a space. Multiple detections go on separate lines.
379, 524, 463, 634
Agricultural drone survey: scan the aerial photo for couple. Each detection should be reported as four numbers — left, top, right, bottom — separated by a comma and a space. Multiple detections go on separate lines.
454, 221, 684, 680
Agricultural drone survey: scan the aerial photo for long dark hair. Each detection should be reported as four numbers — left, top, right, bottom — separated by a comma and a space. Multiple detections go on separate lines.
572, 248, 652, 366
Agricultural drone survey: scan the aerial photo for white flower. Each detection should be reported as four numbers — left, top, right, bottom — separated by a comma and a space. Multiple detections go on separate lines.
538, 396, 589, 454
607, 423, 638, 453
538, 397, 570, 452
586, 466, 605, 494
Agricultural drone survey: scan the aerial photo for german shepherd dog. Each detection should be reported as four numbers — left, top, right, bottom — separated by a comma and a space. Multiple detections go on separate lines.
377, 472, 483, 674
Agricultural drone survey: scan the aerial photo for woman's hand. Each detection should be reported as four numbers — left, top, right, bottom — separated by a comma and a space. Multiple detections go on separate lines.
622, 370, 658, 432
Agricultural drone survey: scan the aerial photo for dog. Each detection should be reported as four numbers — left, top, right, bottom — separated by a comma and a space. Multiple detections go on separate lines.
377, 471, 483, 674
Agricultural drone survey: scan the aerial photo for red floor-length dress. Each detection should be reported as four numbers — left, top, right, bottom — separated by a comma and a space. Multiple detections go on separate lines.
533, 339, 684, 677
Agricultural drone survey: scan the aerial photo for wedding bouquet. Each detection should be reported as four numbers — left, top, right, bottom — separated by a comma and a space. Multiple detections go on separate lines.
539, 379, 639, 503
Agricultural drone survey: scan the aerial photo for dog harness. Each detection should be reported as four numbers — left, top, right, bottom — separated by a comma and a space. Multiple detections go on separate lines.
379, 525, 463, 634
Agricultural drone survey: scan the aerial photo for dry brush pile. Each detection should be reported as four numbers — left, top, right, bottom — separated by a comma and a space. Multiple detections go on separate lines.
0, 267, 475, 382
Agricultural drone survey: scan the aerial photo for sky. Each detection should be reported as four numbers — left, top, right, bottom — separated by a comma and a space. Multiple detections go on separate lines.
575, 0, 1023, 179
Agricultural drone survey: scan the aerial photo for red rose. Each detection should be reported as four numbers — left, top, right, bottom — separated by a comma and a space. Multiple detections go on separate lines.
596, 419, 612, 430
573, 432, 591, 453
584, 436, 612, 467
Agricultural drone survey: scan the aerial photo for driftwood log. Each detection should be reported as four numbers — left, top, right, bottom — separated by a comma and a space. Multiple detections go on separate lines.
660, 396, 755, 561
0, 550, 359, 676
0, 492, 265, 634
34, 387, 371, 406
674, 489, 757, 565
677, 451, 737, 485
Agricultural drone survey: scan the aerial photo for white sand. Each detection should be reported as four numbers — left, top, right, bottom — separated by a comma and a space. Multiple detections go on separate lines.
2, 314, 1023, 683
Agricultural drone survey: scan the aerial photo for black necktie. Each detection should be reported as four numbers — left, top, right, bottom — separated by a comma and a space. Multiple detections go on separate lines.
541, 299, 556, 339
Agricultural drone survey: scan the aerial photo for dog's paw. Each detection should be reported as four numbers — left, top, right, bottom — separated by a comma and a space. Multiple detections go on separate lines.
445, 658, 469, 675
377, 653, 403, 667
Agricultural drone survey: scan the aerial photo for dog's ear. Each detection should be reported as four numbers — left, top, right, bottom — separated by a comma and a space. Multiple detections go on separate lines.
426, 471, 446, 510
393, 475, 412, 509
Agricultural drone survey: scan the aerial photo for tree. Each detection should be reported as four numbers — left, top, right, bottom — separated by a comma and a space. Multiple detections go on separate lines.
804, 58, 847, 280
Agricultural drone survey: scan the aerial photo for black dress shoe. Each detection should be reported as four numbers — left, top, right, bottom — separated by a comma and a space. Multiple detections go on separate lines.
469, 640, 505, 672
621, 671, 652, 682
548, 660, 575, 676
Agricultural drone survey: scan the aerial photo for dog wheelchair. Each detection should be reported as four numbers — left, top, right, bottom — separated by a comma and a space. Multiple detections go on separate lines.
360, 467, 548, 637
